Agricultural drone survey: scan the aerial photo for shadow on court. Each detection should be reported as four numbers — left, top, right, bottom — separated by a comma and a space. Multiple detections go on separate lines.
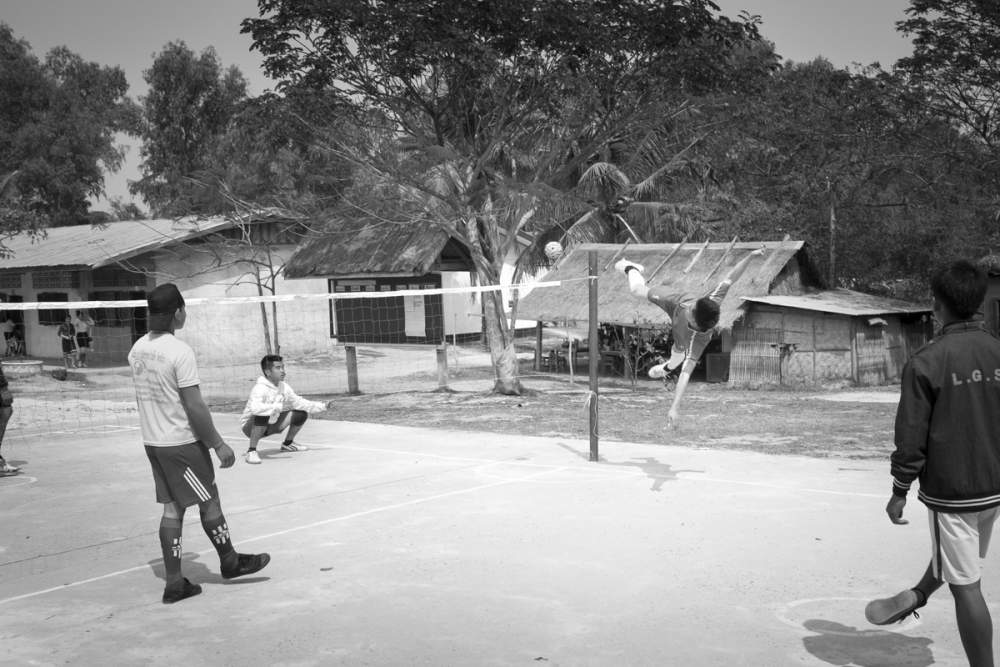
556, 441, 704, 491
802, 619, 935, 667
0, 415, 985, 666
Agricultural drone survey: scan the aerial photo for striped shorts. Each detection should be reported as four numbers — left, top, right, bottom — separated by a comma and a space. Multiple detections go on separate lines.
145, 442, 217, 507
929, 507, 1000, 585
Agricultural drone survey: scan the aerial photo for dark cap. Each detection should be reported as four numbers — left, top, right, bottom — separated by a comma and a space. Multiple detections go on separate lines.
147, 283, 185, 315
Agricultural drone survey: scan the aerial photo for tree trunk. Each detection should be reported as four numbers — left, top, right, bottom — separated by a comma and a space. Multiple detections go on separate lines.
464, 212, 522, 396
481, 289, 522, 395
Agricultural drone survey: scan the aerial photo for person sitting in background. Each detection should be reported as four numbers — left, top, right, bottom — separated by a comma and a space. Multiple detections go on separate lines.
240, 354, 334, 464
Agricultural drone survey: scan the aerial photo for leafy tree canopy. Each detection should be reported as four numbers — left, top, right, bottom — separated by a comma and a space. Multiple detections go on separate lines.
132, 41, 249, 216
0, 23, 139, 228
897, 0, 1000, 148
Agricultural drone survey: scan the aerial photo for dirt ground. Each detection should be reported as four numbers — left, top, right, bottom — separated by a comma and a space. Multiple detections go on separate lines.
7, 357, 902, 461
310, 365, 902, 461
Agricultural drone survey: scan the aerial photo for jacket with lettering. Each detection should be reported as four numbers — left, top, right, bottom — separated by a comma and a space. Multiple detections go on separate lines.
892, 320, 1000, 513
240, 376, 327, 427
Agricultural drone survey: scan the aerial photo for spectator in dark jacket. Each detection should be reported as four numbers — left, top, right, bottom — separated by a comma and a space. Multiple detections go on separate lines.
866, 259, 1000, 667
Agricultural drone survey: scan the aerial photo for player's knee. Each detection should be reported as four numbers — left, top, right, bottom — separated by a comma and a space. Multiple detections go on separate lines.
949, 579, 983, 596
162, 502, 185, 520
290, 410, 308, 427
198, 496, 222, 521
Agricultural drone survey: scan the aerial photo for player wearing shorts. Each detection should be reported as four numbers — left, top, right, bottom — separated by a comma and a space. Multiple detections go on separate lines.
57, 315, 76, 369
73, 310, 95, 367
866, 260, 1000, 667
615, 246, 764, 428
240, 354, 333, 464
130, 283, 270, 603
0, 362, 16, 474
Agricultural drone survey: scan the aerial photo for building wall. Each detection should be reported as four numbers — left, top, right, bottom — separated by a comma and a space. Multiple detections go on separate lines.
156, 246, 332, 367
730, 306, 923, 387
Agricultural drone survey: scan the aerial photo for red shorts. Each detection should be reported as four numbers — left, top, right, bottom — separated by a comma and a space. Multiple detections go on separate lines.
145, 442, 217, 507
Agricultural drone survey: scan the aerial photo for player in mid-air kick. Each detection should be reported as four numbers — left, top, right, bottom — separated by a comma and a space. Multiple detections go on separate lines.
240, 354, 333, 464
616, 246, 765, 428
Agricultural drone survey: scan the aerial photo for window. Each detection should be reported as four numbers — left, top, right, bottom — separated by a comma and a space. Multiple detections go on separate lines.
37, 292, 69, 325
0, 273, 22, 289
33, 271, 80, 289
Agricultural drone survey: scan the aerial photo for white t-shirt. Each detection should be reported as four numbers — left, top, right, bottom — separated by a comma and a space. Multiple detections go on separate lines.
128, 332, 200, 447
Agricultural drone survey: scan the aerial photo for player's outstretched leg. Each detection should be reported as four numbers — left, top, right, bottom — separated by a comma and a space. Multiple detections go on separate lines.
280, 410, 310, 452
199, 497, 270, 580
615, 259, 649, 299
866, 561, 942, 624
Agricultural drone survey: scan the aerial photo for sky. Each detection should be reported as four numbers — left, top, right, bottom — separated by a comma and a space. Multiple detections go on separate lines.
1, 0, 915, 212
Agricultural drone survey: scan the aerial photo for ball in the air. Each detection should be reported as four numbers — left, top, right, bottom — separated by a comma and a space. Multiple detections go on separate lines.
544, 241, 563, 260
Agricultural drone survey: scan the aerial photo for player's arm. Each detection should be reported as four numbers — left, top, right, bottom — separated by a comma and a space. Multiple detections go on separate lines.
709, 247, 766, 301
666, 357, 699, 428
886, 359, 932, 524
286, 384, 328, 413
179, 385, 235, 468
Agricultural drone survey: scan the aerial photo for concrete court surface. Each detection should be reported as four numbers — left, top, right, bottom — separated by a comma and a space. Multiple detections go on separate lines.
0, 413, 991, 666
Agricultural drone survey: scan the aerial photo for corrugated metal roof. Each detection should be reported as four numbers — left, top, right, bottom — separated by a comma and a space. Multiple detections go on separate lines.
742, 290, 929, 316
0, 218, 233, 270
284, 219, 454, 278
517, 240, 808, 328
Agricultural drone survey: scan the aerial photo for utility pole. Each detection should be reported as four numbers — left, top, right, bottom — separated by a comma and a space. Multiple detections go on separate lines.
827, 177, 836, 287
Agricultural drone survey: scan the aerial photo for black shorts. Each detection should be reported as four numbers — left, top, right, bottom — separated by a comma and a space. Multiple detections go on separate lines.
61, 338, 74, 354
145, 442, 218, 507
76, 332, 91, 348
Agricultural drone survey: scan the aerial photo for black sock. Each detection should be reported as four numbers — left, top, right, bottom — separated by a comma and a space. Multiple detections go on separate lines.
159, 516, 184, 586
201, 512, 237, 568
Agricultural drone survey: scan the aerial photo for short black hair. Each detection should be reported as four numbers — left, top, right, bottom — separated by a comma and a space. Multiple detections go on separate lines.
693, 297, 721, 331
147, 283, 185, 316
930, 260, 987, 320
260, 354, 283, 373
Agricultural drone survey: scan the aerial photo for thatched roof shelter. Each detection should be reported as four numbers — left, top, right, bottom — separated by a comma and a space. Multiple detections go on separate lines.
517, 241, 821, 329
284, 219, 473, 278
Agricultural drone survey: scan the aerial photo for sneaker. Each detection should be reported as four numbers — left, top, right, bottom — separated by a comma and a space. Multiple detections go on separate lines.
280, 442, 308, 452
614, 258, 644, 275
0, 458, 18, 474
245, 450, 261, 464
221, 552, 271, 580
648, 363, 667, 379
162, 577, 202, 604
865, 588, 926, 625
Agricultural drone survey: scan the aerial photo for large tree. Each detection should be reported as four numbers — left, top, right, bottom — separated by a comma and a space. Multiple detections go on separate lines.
133, 41, 248, 216
0, 23, 139, 228
243, 0, 761, 394
896, 0, 1000, 149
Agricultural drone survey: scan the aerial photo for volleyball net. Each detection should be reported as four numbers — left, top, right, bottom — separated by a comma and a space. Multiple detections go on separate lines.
0, 280, 582, 448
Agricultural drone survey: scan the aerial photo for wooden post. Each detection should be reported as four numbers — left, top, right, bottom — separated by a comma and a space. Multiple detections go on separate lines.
683, 239, 710, 274
588, 250, 600, 462
602, 239, 632, 273
534, 321, 543, 371
345, 345, 360, 395
647, 234, 690, 282
436, 345, 449, 390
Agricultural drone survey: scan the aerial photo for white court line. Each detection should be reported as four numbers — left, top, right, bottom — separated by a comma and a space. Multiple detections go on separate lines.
261, 439, 886, 499
0, 465, 564, 606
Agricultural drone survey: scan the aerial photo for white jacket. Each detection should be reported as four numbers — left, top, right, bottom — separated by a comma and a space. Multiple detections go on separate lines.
240, 376, 327, 426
